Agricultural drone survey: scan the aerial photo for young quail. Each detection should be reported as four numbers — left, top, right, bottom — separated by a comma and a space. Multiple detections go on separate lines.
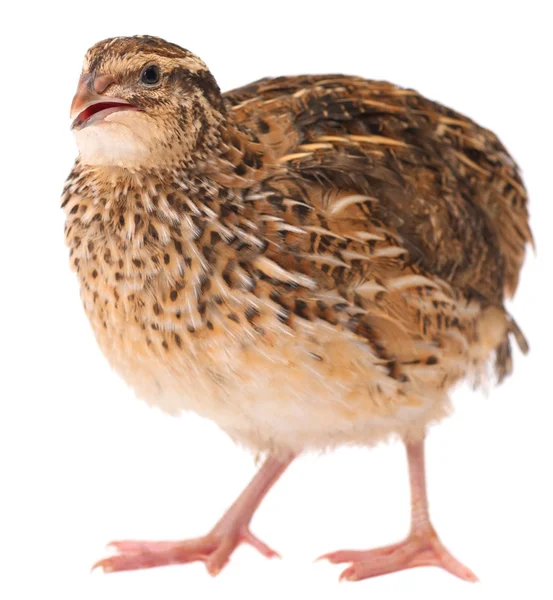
62, 35, 532, 582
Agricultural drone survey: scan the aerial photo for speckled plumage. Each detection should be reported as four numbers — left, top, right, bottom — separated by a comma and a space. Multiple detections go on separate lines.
62, 35, 531, 458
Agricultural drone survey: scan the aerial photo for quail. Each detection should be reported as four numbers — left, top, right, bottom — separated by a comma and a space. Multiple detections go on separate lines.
62, 35, 532, 582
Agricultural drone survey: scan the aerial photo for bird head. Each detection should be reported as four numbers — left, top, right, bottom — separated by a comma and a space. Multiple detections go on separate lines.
70, 36, 225, 170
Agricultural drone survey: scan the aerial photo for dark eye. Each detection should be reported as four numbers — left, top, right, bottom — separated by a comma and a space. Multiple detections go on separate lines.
141, 65, 161, 86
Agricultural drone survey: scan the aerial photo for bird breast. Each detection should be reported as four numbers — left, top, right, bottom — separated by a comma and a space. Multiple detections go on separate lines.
61, 177, 458, 453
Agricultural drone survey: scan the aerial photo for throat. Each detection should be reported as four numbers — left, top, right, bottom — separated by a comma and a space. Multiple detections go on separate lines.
61, 130, 270, 342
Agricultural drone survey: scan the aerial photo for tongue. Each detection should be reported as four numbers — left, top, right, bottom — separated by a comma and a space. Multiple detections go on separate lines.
80, 102, 129, 122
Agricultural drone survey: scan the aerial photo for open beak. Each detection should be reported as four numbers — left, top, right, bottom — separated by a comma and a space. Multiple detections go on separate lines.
70, 73, 139, 130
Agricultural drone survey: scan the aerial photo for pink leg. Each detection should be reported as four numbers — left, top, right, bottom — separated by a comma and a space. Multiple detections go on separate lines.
319, 440, 478, 582
94, 454, 293, 576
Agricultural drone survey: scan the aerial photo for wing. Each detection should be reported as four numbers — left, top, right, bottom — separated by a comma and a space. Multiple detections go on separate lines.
215, 75, 532, 386
224, 75, 532, 303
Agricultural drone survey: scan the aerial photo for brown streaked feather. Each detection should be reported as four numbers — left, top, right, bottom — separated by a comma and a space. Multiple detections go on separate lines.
63, 37, 532, 454
226, 74, 532, 302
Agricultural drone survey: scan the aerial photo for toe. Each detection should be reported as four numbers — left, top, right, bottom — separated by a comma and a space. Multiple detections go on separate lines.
317, 550, 367, 564
205, 535, 236, 576
427, 537, 479, 582
317, 542, 402, 565
241, 529, 280, 559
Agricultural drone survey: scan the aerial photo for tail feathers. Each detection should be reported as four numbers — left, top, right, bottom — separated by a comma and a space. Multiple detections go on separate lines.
494, 314, 528, 384
507, 315, 529, 354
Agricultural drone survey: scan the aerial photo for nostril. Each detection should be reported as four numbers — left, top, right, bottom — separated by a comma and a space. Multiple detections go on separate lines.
93, 74, 116, 94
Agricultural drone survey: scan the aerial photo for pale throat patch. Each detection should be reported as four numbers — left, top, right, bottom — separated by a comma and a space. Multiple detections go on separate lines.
73, 113, 154, 168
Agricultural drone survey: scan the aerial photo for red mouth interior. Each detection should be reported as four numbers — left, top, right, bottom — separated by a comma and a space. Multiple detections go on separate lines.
76, 102, 132, 126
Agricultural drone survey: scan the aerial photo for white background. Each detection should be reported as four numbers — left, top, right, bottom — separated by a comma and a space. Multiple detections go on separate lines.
1, 1, 551, 599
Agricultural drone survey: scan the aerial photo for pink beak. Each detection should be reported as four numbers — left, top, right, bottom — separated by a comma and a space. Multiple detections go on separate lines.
70, 73, 138, 129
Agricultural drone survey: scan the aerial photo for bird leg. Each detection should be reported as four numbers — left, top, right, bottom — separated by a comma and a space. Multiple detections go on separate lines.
94, 454, 293, 576
319, 439, 478, 582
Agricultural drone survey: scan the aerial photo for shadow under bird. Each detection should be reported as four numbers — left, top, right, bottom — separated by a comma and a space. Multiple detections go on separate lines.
62, 35, 532, 582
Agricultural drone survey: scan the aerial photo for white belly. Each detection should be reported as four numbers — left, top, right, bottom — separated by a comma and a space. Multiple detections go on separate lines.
97, 314, 451, 456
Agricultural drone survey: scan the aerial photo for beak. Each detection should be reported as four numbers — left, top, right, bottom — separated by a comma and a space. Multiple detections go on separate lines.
70, 73, 138, 129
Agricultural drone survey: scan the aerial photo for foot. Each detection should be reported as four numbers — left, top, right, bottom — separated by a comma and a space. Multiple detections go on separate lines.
318, 527, 478, 582
93, 526, 279, 576
93, 455, 292, 577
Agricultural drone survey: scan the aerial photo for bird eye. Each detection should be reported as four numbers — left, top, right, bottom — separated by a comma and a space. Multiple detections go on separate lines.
141, 65, 161, 86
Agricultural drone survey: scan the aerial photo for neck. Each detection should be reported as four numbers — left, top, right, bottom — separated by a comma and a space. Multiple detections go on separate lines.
68, 112, 272, 193
61, 115, 274, 303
